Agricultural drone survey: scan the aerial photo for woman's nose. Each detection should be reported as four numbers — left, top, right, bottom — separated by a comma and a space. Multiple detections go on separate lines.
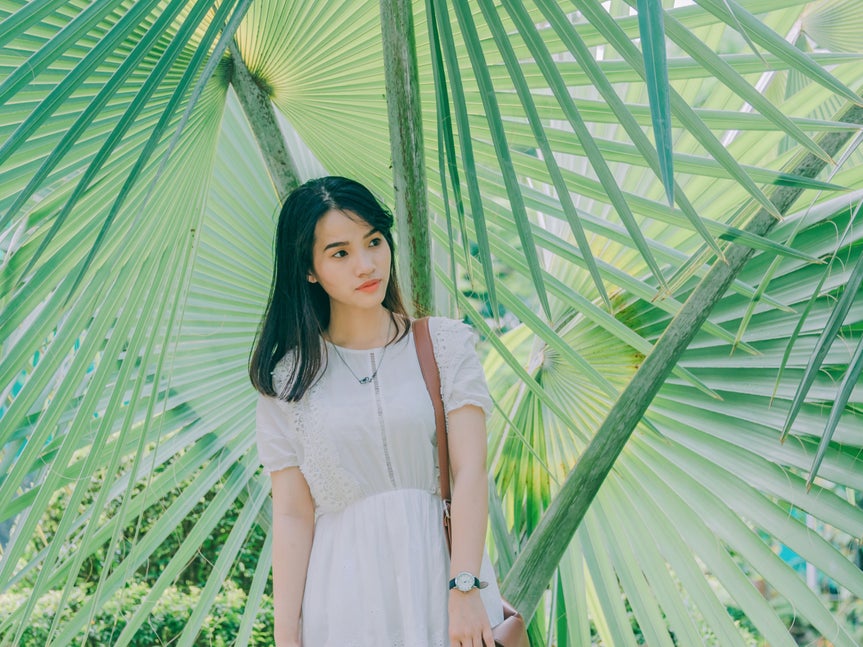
356, 250, 375, 274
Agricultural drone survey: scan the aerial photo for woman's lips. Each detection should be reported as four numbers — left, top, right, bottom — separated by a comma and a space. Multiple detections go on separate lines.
356, 279, 382, 292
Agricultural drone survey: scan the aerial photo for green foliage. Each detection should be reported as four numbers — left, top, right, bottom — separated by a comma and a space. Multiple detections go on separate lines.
3, 1, 863, 645
15, 452, 267, 594
5, 458, 270, 644
118, 477, 267, 592
0, 581, 273, 647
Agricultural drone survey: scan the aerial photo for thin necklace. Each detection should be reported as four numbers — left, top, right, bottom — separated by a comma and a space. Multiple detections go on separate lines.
328, 321, 393, 385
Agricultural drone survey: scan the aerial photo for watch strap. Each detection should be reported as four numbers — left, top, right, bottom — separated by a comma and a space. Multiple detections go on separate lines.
448, 573, 488, 591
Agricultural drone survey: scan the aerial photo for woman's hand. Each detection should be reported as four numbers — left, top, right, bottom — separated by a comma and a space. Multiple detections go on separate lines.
448, 589, 494, 647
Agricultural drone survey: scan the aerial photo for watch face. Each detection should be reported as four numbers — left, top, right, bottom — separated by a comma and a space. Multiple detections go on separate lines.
455, 572, 475, 592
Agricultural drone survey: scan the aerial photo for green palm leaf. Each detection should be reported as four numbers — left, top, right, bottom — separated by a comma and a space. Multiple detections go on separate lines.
2, 1, 863, 645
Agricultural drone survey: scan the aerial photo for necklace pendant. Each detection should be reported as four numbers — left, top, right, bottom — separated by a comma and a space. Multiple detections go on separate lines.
359, 376, 372, 384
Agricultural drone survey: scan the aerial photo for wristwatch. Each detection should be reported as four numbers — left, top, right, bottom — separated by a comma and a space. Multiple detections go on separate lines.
448, 571, 489, 592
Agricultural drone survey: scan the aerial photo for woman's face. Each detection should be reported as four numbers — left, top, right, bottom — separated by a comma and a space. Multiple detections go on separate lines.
308, 208, 391, 314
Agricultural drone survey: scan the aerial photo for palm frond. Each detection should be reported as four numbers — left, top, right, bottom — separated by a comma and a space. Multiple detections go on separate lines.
2, 1, 863, 645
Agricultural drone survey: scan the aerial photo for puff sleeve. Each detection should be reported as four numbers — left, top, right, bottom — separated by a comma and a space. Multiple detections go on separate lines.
430, 317, 494, 418
255, 393, 302, 475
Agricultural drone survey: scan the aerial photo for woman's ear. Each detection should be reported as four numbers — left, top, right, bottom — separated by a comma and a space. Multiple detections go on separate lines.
307, 273, 317, 283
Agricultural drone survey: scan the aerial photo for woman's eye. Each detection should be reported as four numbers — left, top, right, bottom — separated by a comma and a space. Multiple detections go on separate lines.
369, 237, 383, 247
333, 250, 347, 258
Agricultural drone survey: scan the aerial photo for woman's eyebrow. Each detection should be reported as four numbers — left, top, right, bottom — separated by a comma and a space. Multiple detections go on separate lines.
322, 228, 379, 251
323, 240, 348, 251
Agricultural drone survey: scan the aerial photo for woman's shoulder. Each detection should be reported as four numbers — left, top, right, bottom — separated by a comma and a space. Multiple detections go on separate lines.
424, 317, 482, 360
425, 316, 477, 339
422, 316, 492, 413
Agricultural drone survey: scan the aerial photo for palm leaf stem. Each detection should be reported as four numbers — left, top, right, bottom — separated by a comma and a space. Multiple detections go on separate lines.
379, 0, 431, 317
227, 41, 298, 202
500, 102, 863, 622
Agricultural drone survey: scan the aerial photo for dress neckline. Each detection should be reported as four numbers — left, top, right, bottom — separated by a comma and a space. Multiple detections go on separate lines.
323, 331, 411, 353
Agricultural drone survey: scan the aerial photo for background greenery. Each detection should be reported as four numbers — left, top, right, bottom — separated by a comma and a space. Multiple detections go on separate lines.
1, 0, 862, 645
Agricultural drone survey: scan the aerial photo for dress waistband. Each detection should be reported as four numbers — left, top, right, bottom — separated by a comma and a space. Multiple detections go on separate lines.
315, 487, 443, 518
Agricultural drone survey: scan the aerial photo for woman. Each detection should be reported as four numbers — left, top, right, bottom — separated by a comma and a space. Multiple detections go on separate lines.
250, 176, 503, 646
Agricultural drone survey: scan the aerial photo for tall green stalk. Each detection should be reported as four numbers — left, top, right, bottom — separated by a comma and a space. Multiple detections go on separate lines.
228, 41, 299, 202
379, 0, 432, 316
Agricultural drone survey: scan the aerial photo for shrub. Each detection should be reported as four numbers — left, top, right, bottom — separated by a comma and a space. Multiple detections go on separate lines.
0, 580, 274, 646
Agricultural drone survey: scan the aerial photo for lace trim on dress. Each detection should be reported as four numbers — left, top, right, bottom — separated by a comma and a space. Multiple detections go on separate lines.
272, 355, 362, 513
261, 459, 297, 476
296, 381, 362, 513
431, 318, 461, 414
433, 317, 486, 414
430, 317, 493, 419
271, 357, 292, 395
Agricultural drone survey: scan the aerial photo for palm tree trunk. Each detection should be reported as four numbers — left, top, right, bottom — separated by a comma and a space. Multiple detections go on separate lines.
227, 42, 300, 202
502, 103, 863, 621
380, 0, 432, 317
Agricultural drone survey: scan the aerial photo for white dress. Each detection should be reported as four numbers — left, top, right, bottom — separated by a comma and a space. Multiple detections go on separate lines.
255, 317, 504, 647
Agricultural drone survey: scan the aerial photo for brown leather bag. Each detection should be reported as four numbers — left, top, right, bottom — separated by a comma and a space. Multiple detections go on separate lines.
413, 318, 530, 647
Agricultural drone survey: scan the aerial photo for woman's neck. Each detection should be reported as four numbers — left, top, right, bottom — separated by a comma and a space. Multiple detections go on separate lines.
326, 306, 397, 349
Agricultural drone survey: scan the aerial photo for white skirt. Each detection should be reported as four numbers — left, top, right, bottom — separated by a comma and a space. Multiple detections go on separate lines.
301, 488, 504, 647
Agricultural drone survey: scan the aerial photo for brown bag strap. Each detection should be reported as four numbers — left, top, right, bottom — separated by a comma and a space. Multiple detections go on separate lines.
413, 318, 453, 551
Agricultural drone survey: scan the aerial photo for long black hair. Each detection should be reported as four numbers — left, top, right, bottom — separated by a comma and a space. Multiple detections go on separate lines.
249, 176, 410, 401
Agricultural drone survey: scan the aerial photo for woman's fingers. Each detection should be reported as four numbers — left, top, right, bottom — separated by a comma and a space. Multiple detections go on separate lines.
450, 627, 495, 647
